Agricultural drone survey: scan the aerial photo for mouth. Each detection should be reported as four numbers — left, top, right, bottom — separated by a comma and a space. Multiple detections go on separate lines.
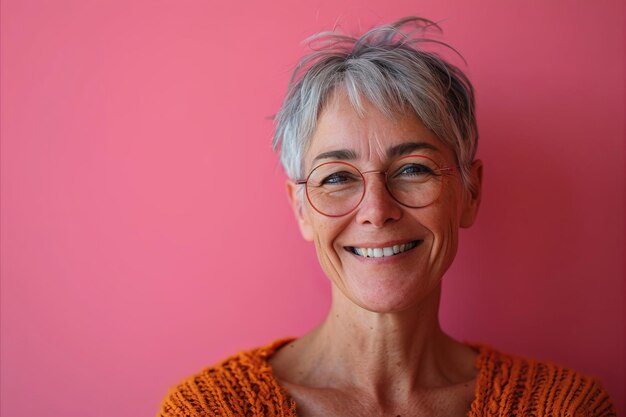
345, 240, 422, 258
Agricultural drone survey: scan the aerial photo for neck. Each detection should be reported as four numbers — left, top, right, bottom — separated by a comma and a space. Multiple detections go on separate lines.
287, 283, 472, 399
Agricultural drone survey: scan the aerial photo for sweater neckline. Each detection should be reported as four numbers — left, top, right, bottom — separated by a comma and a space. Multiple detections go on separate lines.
254, 337, 493, 417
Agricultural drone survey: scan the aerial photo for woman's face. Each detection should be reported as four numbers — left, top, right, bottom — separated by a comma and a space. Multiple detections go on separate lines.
287, 91, 482, 313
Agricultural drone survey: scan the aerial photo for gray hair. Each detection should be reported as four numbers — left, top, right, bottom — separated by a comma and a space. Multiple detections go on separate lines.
272, 16, 479, 193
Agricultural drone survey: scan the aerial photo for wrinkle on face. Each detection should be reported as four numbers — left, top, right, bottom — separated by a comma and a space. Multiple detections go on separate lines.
365, 128, 388, 164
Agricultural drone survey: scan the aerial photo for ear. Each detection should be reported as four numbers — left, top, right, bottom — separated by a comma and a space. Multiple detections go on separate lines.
460, 159, 483, 228
286, 179, 314, 241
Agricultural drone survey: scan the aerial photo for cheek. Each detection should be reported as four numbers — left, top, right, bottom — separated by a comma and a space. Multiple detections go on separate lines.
424, 199, 463, 273
308, 216, 355, 285
309, 217, 345, 261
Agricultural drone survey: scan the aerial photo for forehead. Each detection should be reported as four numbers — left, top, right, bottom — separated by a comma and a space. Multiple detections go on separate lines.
305, 91, 453, 170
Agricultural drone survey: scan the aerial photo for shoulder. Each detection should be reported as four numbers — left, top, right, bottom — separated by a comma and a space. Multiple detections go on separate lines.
470, 345, 617, 417
157, 338, 297, 417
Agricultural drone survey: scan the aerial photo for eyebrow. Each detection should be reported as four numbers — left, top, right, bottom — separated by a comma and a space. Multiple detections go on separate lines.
387, 142, 439, 159
312, 149, 358, 163
312, 141, 439, 164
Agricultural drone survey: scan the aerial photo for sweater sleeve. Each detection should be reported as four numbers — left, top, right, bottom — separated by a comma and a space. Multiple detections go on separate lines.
574, 378, 618, 417
157, 381, 208, 417
156, 366, 258, 417
470, 345, 619, 417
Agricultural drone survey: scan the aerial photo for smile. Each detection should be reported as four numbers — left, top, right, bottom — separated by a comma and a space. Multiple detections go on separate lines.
347, 240, 421, 258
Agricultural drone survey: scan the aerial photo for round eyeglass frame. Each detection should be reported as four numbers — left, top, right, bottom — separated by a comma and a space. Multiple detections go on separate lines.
295, 154, 456, 218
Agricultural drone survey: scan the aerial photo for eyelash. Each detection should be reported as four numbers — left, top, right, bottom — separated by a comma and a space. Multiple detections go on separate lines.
322, 171, 358, 185
396, 164, 435, 176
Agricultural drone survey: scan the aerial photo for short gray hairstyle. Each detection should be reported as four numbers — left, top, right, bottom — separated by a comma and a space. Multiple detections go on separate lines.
272, 16, 479, 193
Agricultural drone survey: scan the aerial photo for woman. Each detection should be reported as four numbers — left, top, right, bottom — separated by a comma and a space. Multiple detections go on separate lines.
158, 17, 616, 417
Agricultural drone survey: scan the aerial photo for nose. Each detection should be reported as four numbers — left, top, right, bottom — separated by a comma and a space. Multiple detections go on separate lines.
355, 172, 403, 227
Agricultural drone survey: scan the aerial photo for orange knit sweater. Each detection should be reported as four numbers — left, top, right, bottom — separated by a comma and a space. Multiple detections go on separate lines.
158, 339, 616, 416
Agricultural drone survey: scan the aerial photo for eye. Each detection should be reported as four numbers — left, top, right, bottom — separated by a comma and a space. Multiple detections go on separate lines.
396, 163, 435, 177
321, 171, 359, 185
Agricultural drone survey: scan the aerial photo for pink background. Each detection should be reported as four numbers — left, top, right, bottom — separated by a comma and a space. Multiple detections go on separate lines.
1, 1, 624, 416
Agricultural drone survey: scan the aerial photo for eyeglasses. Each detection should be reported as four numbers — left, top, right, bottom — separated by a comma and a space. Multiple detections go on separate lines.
295, 154, 455, 217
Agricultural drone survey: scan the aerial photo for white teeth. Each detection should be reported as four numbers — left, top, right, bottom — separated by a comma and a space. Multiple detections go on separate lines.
351, 241, 418, 258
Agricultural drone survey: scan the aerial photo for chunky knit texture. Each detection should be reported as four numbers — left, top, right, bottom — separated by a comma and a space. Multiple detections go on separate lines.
158, 339, 616, 417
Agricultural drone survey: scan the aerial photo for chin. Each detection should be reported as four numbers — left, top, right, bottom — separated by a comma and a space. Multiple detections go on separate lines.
343, 277, 439, 314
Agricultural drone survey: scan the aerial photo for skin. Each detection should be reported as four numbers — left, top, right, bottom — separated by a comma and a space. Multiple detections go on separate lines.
269, 89, 483, 417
